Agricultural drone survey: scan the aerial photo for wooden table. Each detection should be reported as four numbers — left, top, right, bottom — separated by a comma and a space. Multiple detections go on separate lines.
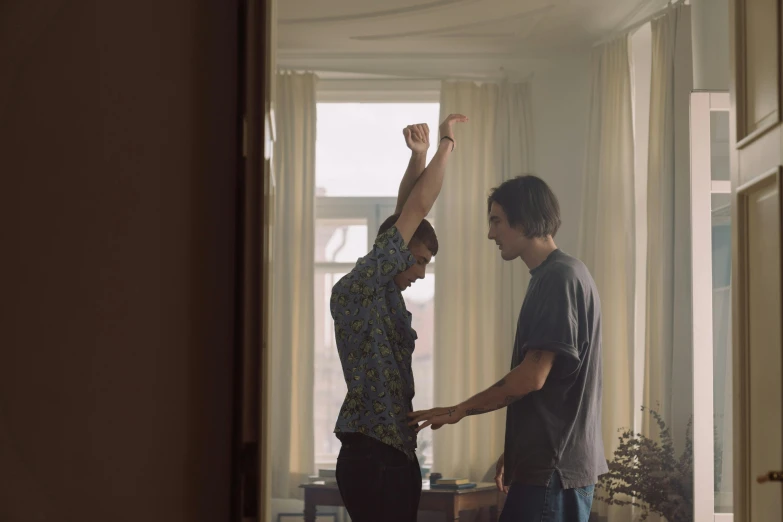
300, 482, 500, 522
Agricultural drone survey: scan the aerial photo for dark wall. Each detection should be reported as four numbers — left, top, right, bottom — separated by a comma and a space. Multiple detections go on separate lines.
0, 2, 238, 521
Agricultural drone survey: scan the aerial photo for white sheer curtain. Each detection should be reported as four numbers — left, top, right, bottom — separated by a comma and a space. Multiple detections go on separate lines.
270, 71, 318, 499
434, 80, 533, 480
642, 4, 693, 452
579, 36, 636, 522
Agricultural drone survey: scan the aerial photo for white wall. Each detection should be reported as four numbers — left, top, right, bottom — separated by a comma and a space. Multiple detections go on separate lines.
531, 55, 592, 256
692, 0, 730, 91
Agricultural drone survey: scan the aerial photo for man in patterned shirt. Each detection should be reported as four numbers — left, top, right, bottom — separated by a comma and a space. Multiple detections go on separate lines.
330, 113, 467, 522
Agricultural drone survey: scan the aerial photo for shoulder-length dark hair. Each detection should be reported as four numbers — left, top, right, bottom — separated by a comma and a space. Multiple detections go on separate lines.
487, 175, 561, 238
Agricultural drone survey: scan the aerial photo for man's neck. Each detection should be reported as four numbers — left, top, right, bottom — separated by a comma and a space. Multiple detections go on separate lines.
520, 237, 558, 271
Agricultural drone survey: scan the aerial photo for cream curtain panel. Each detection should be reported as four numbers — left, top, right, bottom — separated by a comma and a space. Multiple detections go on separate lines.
495, 81, 535, 365
643, 3, 693, 451
578, 5, 693, 521
270, 71, 318, 499
579, 36, 637, 522
434, 80, 533, 480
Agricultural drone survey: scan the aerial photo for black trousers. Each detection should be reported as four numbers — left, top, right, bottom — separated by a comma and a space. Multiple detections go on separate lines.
335, 434, 421, 522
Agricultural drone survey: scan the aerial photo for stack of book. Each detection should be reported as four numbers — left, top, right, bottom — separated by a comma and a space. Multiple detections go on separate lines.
308, 469, 337, 485
430, 478, 476, 490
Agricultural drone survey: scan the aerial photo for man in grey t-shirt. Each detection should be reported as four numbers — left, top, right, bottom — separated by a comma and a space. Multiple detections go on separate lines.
409, 175, 606, 522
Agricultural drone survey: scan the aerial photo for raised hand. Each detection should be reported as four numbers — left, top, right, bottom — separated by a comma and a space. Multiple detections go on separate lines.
393, 113, 468, 246
438, 113, 469, 148
403, 123, 430, 154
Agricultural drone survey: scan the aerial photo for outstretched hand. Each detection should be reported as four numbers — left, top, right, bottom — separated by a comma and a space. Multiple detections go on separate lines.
408, 406, 465, 433
403, 123, 430, 154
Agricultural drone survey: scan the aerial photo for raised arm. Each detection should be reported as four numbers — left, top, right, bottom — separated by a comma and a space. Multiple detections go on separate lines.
394, 114, 468, 245
395, 124, 430, 214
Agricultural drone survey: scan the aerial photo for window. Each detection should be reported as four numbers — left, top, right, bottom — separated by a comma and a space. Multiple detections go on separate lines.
313, 102, 440, 467
708, 110, 733, 517
690, 92, 734, 521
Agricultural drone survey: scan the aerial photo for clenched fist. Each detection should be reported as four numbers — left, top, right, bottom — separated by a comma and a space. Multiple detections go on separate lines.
403, 123, 430, 154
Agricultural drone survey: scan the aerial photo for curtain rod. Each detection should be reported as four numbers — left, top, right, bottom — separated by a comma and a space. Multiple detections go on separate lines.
302, 65, 534, 84
593, 0, 688, 47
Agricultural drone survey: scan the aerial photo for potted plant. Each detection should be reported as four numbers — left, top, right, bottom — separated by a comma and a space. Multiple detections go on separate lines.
596, 407, 693, 522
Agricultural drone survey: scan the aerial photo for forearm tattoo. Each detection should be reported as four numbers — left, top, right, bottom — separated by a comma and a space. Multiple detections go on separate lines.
465, 351, 546, 416
465, 395, 524, 416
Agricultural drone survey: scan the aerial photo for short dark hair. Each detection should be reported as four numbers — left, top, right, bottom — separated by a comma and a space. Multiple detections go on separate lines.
378, 214, 439, 256
487, 175, 561, 238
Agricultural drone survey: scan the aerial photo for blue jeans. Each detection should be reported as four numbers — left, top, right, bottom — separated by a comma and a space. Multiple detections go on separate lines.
499, 473, 594, 522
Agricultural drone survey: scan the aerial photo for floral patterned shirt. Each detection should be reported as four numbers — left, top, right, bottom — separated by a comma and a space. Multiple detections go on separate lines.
330, 225, 418, 458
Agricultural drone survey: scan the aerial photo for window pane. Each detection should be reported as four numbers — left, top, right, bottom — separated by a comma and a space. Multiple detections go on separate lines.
316, 219, 368, 263
712, 193, 731, 212
313, 271, 348, 463
712, 197, 733, 513
711, 111, 730, 181
316, 103, 441, 197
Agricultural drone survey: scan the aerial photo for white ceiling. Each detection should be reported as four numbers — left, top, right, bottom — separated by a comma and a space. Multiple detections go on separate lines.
277, 0, 670, 79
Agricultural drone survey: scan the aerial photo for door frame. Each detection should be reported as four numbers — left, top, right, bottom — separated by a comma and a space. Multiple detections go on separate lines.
733, 167, 783, 522
233, 0, 275, 520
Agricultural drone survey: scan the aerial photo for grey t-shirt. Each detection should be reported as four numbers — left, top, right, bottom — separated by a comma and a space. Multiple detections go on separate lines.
503, 249, 608, 489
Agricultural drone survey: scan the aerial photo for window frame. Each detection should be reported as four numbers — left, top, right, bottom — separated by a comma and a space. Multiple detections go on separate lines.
313, 95, 441, 468
690, 91, 733, 522
316, 77, 441, 104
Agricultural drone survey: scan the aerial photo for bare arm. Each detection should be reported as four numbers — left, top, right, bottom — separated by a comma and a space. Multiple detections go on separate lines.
395, 114, 467, 245
395, 152, 427, 214
395, 124, 429, 214
459, 350, 555, 416
408, 349, 556, 431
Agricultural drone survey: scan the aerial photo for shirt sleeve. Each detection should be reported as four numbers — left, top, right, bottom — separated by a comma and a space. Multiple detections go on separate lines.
329, 225, 416, 335
370, 225, 417, 286
522, 271, 581, 376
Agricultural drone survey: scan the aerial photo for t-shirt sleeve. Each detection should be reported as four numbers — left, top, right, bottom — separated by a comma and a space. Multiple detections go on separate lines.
522, 271, 581, 376
371, 225, 417, 286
